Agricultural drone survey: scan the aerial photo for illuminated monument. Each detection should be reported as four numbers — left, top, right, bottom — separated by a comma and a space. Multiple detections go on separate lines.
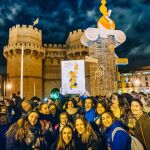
3, 0, 128, 99
81, 0, 128, 96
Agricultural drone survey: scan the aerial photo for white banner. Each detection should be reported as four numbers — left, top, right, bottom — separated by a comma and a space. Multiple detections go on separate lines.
61, 60, 85, 95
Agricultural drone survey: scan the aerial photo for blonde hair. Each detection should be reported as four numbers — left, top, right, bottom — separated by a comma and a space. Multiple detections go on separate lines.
6, 118, 31, 142
75, 115, 97, 143
56, 125, 74, 150
6, 111, 39, 142
59, 112, 68, 119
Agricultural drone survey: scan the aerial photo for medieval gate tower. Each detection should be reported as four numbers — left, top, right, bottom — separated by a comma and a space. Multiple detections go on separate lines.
3, 25, 45, 99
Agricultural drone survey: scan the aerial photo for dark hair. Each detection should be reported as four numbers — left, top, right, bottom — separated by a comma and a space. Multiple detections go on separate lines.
101, 111, 117, 126
131, 99, 143, 107
85, 97, 93, 103
49, 103, 57, 108
38, 102, 48, 110
65, 100, 76, 109
96, 101, 109, 113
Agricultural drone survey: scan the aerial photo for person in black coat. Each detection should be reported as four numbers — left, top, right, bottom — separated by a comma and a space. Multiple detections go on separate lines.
39, 103, 54, 149
49, 103, 60, 127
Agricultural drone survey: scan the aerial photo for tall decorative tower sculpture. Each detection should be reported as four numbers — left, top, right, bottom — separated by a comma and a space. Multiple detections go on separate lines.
3, 25, 45, 100
81, 0, 127, 96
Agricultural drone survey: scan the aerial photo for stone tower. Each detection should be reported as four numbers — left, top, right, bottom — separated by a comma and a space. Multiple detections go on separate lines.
43, 44, 66, 97
66, 29, 90, 93
3, 25, 45, 100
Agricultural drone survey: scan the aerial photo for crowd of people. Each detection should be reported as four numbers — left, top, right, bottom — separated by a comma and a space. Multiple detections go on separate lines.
0, 91, 150, 150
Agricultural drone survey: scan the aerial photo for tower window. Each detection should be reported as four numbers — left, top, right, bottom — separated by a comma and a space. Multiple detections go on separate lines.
146, 82, 149, 87
145, 76, 148, 81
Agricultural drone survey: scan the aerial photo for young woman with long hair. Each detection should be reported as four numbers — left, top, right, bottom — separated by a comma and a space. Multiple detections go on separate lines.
101, 111, 131, 150
110, 94, 131, 125
131, 99, 150, 150
74, 115, 102, 150
6, 111, 46, 150
54, 125, 75, 150
65, 100, 78, 123
94, 101, 109, 126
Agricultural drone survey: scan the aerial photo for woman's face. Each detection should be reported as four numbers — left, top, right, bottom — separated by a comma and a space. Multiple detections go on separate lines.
67, 101, 74, 109
62, 127, 72, 144
85, 99, 93, 111
112, 95, 119, 105
28, 112, 39, 126
22, 102, 32, 112
96, 103, 105, 115
49, 104, 56, 114
75, 119, 85, 135
131, 101, 143, 115
60, 114, 68, 125
102, 113, 113, 127
40, 104, 50, 114
110, 104, 121, 119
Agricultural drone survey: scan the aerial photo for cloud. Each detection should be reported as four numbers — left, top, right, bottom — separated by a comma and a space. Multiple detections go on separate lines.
0, 18, 5, 26
67, 15, 74, 25
143, 44, 150, 55
127, 45, 144, 57
9, 3, 22, 15
87, 10, 96, 17
77, 0, 83, 9
0, 2, 23, 25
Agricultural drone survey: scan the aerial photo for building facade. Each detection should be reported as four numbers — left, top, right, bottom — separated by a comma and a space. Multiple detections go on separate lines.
3, 25, 118, 100
119, 67, 150, 94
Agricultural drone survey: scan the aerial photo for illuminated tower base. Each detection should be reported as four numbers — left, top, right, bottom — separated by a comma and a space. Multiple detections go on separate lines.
89, 37, 117, 96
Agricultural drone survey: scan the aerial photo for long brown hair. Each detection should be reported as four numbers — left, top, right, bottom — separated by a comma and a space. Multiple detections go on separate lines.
6, 118, 31, 142
6, 111, 39, 142
56, 125, 74, 150
75, 115, 97, 143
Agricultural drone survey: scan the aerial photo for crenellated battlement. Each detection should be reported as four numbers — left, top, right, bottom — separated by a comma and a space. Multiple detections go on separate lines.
66, 29, 85, 48
9, 24, 42, 46
10, 24, 41, 33
3, 42, 45, 58
67, 45, 89, 56
68, 45, 88, 51
44, 44, 66, 48
69, 29, 84, 35
4, 42, 44, 51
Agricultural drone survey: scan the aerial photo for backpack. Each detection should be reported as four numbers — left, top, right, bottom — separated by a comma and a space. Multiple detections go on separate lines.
112, 127, 144, 150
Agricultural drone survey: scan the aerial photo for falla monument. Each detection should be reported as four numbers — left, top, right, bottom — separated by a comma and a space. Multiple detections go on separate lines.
81, 0, 128, 96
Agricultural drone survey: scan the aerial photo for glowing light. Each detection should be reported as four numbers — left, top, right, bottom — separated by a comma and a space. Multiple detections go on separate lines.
7, 83, 12, 89
44, 98, 48, 102
133, 79, 140, 86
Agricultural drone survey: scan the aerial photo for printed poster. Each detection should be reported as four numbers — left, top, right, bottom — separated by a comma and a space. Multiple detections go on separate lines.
61, 60, 85, 95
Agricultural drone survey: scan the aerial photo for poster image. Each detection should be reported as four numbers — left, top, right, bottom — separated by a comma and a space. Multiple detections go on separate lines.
61, 60, 85, 95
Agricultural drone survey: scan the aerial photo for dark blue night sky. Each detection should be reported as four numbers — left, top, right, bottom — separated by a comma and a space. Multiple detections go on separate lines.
0, 0, 150, 73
